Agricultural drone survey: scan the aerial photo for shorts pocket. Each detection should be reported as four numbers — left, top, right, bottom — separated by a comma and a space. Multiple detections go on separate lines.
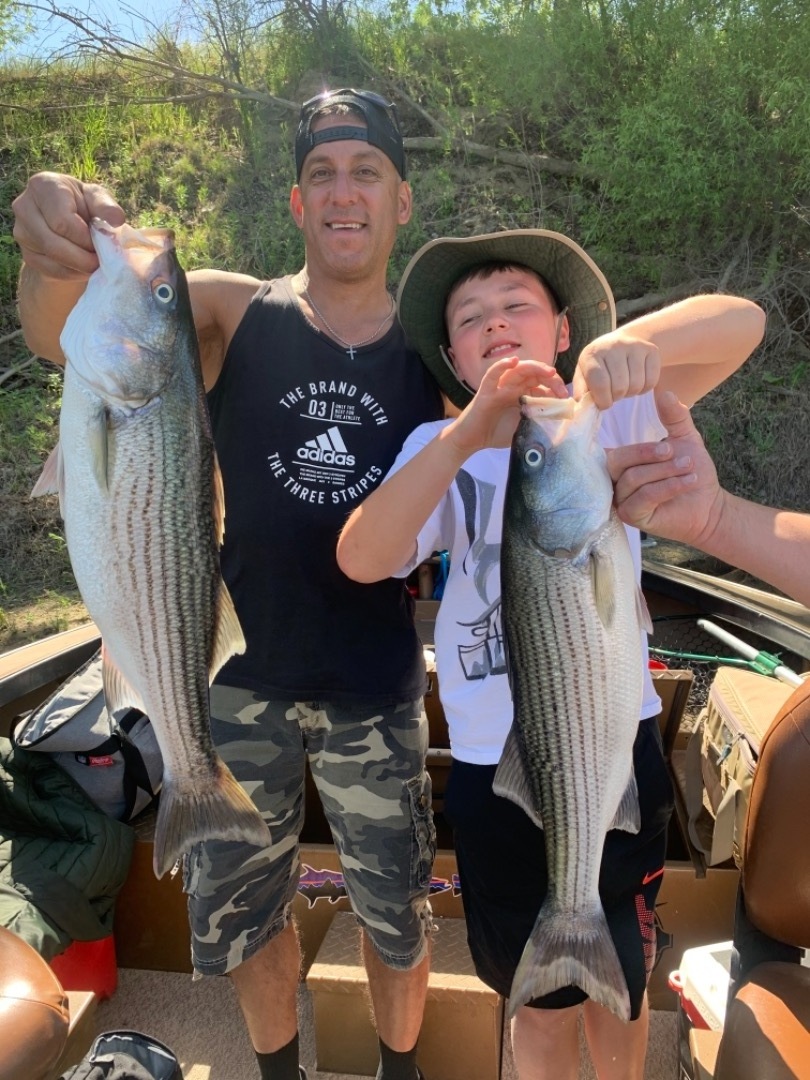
182, 845, 203, 896
406, 771, 437, 890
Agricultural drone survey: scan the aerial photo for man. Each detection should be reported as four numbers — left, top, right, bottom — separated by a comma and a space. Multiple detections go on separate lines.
13, 89, 443, 1080
608, 390, 810, 607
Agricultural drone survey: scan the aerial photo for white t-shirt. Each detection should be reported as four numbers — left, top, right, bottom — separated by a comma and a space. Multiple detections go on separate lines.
388, 392, 666, 764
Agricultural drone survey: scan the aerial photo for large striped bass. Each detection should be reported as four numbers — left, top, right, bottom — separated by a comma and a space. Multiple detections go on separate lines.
494, 393, 649, 1021
32, 219, 270, 878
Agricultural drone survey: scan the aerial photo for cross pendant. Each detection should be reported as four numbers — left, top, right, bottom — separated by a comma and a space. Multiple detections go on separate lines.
347, 345, 356, 360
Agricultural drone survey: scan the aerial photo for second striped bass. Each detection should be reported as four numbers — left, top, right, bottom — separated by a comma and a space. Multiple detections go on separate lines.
33, 219, 270, 878
494, 393, 648, 1021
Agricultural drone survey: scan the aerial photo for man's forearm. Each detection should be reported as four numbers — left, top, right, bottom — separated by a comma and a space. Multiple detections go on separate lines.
700, 492, 810, 607
17, 263, 87, 365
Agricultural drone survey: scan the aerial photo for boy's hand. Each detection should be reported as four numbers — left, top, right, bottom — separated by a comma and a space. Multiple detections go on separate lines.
606, 391, 724, 544
448, 356, 568, 456
12, 171, 126, 280
572, 335, 662, 410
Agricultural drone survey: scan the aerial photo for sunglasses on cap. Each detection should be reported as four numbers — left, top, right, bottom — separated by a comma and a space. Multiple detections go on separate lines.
299, 88, 402, 131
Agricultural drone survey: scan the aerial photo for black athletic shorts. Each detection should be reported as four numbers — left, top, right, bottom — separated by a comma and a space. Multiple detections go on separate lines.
444, 716, 674, 1019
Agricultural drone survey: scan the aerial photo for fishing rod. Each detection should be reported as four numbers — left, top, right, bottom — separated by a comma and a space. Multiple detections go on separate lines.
649, 619, 805, 688
696, 619, 804, 688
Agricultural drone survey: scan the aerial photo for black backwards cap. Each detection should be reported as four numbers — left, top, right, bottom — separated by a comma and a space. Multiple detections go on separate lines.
295, 88, 407, 181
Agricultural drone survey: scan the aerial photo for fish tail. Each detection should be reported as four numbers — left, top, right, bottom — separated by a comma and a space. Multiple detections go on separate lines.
152, 760, 270, 879
508, 903, 631, 1022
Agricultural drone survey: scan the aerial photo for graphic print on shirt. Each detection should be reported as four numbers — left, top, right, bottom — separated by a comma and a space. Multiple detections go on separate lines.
267, 379, 387, 507
454, 469, 506, 681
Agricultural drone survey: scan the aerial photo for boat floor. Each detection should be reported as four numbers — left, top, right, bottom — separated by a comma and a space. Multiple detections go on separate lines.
95, 969, 678, 1079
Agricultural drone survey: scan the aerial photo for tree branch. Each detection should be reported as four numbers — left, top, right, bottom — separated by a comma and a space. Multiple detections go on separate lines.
404, 135, 591, 178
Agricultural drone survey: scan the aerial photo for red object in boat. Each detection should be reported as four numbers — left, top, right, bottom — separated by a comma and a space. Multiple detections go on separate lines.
50, 934, 118, 999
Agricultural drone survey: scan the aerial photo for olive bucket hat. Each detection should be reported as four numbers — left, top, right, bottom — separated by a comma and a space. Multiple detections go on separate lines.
396, 229, 616, 410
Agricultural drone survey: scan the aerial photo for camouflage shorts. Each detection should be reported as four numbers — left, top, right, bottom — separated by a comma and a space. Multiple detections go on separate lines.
184, 685, 436, 976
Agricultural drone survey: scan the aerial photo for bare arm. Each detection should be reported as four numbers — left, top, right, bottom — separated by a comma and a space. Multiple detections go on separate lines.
13, 172, 260, 384
697, 495, 810, 607
607, 391, 810, 606
13, 172, 127, 363
337, 357, 567, 583
186, 269, 262, 389
573, 295, 765, 409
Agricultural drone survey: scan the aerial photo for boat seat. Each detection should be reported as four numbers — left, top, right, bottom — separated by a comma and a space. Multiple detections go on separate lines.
691, 680, 810, 1080
0, 926, 97, 1080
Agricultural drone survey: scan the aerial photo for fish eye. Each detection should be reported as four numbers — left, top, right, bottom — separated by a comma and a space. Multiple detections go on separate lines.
524, 446, 544, 468
153, 282, 175, 304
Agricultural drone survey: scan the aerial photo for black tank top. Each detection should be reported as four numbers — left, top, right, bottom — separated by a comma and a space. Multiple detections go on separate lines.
207, 277, 444, 701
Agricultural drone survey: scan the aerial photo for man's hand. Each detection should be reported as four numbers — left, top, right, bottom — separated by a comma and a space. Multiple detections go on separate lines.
572, 334, 661, 410
12, 172, 125, 280
606, 390, 725, 544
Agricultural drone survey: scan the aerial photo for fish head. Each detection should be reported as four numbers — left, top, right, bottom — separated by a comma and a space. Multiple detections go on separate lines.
506, 393, 613, 557
60, 219, 192, 409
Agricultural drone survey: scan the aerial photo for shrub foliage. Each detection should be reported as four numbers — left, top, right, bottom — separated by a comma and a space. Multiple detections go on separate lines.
1, 0, 808, 639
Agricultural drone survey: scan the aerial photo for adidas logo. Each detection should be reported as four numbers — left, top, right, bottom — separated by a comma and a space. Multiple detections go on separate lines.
296, 426, 356, 467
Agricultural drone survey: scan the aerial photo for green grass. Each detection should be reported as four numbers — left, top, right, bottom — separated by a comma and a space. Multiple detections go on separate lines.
0, 6, 808, 646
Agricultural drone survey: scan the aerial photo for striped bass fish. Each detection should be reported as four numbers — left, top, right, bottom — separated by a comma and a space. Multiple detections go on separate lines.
32, 219, 270, 878
494, 392, 649, 1021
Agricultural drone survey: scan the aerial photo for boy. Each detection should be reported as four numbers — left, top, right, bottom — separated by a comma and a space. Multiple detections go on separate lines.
337, 229, 764, 1080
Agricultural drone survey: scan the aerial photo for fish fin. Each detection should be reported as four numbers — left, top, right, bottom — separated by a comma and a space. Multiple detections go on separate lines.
492, 724, 543, 830
209, 580, 247, 682
609, 770, 641, 833
152, 759, 270, 878
88, 409, 109, 492
101, 647, 147, 715
212, 451, 226, 547
31, 443, 65, 514
590, 548, 616, 629
508, 900, 631, 1022
636, 584, 653, 634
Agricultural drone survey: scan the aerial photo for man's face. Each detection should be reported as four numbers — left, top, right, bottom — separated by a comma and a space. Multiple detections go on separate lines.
290, 113, 411, 282
446, 267, 571, 392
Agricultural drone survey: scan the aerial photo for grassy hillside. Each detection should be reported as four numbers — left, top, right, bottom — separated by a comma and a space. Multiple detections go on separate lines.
1, 0, 809, 649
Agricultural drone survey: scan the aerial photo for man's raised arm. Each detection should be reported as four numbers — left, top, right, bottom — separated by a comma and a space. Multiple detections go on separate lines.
608, 390, 810, 607
13, 172, 126, 364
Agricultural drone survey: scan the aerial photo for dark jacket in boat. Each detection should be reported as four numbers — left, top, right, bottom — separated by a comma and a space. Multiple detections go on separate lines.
0, 736, 134, 959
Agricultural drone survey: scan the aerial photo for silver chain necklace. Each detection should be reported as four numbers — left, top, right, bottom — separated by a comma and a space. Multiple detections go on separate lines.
303, 288, 395, 360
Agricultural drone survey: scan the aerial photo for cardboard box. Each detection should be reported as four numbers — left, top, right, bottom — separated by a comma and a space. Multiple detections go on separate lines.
114, 831, 193, 973
113, 834, 464, 977
648, 864, 738, 1011
113, 772, 736, 1018
652, 668, 695, 757
294, 846, 463, 976
307, 911, 502, 1080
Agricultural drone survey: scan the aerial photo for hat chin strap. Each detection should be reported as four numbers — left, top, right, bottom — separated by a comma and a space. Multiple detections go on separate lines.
439, 345, 476, 397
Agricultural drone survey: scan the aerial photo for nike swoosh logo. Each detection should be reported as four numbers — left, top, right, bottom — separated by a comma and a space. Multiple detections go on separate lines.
642, 867, 665, 886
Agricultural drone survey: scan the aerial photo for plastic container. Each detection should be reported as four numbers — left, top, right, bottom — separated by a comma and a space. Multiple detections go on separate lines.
648, 658, 669, 671
50, 933, 118, 999
669, 940, 733, 1031
670, 941, 734, 1080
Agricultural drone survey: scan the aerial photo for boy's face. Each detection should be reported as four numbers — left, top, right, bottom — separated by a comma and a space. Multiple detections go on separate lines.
445, 267, 570, 392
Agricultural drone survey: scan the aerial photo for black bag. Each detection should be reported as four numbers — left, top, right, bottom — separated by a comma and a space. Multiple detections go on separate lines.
13, 651, 163, 822
58, 1030, 181, 1079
